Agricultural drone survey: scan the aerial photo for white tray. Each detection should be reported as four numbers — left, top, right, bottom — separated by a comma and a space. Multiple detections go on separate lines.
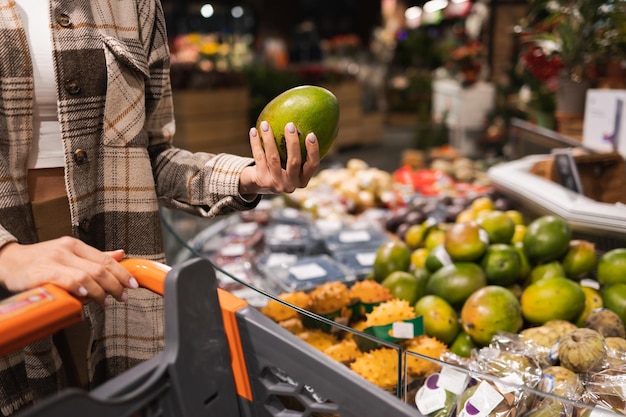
487, 155, 626, 240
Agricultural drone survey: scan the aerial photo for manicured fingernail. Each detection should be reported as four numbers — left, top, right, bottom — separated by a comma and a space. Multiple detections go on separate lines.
261, 121, 269, 132
250, 127, 258, 137
307, 133, 317, 144
78, 286, 88, 297
128, 276, 139, 289
104, 297, 112, 307
287, 122, 296, 134
120, 291, 128, 302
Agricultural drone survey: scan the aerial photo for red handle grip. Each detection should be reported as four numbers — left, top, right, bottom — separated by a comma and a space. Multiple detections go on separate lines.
0, 258, 170, 357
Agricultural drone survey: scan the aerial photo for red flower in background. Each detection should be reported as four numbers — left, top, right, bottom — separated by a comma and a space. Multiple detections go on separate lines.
520, 45, 564, 82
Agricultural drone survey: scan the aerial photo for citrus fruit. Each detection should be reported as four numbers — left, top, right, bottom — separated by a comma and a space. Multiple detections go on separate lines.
449, 330, 476, 357
561, 240, 596, 280
601, 283, 626, 323
597, 248, 626, 286
514, 241, 531, 280
470, 196, 495, 213
257, 85, 340, 166
522, 215, 571, 263
528, 261, 565, 284
505, 209, 525, 226
576, 285, 604, 327
511, 224, 526, 244
426, 262, 487, 307
480, 243, 522, 286
414, 294, 460, 345
424, 244, 452, 273
424, 227, 446, 251
410, 248, 429, 269
476, 210, 516, 244
456, 209, 475, 223
372, 240, 411, 282
461, 285, 523, 346
520, 277, 586, 324
381, 270, 426, 305
404, 223, 427, 249
444, 221, 488, 262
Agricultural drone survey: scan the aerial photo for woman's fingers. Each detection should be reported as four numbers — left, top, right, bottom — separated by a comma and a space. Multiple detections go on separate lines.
0, 238, 139, 308
283, 122, 303, 191
301, 132, 320, 185
259, 121, 283, 179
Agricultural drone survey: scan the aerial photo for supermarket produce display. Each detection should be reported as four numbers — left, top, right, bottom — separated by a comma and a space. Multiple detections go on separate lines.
160, 152, 626, 417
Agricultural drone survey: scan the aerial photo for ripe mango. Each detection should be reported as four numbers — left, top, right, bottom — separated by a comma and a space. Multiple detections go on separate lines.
256, 85, 340, 167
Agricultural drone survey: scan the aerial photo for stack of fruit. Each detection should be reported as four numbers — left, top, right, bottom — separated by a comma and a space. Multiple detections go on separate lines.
259, 195, 626, 415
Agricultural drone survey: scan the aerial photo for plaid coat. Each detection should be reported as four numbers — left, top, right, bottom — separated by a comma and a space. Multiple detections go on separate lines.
0, 0, 259, 414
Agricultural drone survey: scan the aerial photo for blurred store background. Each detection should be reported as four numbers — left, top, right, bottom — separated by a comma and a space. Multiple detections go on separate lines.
159, 0, 626, 163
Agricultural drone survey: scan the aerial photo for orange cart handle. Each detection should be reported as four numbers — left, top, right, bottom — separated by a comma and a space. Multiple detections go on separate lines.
0, 258, 170, 357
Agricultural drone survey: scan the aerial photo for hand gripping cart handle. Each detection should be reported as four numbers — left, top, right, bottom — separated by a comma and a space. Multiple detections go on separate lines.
0, 257, 419, 417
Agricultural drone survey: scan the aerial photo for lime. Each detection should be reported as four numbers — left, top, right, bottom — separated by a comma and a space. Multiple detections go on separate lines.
505, 210, 525, 226
404, 223, 427, 249
514, 241, 531, 280
576, 285, 604, 327
449, 330, 477, 357
257, 85, 339, 165
470, 196, 495, 213
414, 294, 460, 345
597, 248, 626, 286
480, 243, 522, 286
511, 224, 526, 244
520, 277, 586, 325
522, 215, 571, 263
424, 227, 446, 251
424, 244, 452, 273
601, 283, 626, 323
410, 248, 429, 269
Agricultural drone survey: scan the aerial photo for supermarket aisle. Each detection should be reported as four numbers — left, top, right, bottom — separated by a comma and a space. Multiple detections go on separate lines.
321, 124, 416, 173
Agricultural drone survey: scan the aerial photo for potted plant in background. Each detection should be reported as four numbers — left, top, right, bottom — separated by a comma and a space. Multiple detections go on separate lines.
525, 0, 605, 116
593, 0, 626, 86
515, 43, 564, 129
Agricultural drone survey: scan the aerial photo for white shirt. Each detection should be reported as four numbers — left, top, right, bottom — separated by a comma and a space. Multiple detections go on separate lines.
15, 0, 64, 169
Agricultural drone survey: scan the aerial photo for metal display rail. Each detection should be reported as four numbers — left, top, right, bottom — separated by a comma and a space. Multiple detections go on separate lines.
0, 258, 418, 417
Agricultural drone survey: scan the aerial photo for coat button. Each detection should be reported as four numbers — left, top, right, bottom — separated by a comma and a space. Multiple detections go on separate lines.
79, 219, 91, 233
56, 13, 72, 28
65, 79, 81, 95
73, 149, 88, 164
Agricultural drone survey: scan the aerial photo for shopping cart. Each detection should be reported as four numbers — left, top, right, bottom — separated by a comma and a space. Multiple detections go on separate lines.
0, 257, 419, 417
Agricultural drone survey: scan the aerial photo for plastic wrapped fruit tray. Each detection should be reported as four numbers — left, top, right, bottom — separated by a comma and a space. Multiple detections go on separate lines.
487, 155, 626, 252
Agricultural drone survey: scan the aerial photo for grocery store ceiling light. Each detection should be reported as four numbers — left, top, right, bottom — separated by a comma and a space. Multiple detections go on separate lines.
200, 3, 214, 18
423, 0, 448, 13
405, 6, 423, 29
231, 6, 244, 18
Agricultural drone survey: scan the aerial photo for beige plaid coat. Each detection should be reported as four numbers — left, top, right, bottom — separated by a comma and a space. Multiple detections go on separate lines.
0, 0, 259, 414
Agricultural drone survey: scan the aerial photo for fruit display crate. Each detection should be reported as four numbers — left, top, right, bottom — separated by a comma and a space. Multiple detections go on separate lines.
2, 258, 624, 417
487, 155, 626, 253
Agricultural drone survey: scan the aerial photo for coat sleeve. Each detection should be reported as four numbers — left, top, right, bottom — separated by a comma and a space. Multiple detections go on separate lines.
140, 0, 260, 217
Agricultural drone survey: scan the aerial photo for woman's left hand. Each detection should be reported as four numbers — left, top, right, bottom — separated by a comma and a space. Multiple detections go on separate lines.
239, 120, 320, 195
